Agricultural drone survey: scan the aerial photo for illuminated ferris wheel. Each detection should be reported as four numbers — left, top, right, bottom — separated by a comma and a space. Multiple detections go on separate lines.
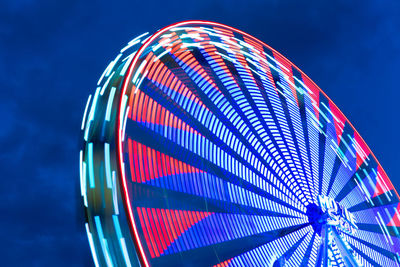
80, 21, 400, 266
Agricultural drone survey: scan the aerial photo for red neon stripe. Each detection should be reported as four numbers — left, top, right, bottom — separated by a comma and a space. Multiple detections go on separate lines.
179, 210, 189, 233
151, 149, 159, 181
214, 258, 232, 267
142, 143, 150, 182
147, 147, 155, 182
137, 207, 156, 258
133, 140, 140, 182
172, 210, 185, 246
328, 101, 346, 143
152, 208, 167, 252
166, 209, 178, 241
156, 209, 169, 250
131, 90, 140, 121
136, 91, 145, 124
354, 131, 370, 169
170, 39, 183, 55
137, 142, 144, 183
155, 65, 167, 85
146, 207, 162, 257
127, 139, 204, 181
388, 203, 400, 227
146, 98, 154, 125
160, 69, 171, 89
160, 209, 174, 247
137, 208, 213, 256
128, 138, 135, 182
148, 60, 162, 81
154, 103, 161, 125
130, 90, 202, 136
146, 147, 153, 182
140, 144, 147, 182
374, 164, 395, 197
156, 150, 163, 179
159, 106, 166, 127
271, 49, 299, 106
301, 73, 320, 120
162, 31, 221, 96
173, 158, 179, 176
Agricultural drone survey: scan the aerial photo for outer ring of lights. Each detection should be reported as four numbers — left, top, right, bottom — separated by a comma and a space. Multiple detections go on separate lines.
118, 21, 398, 265
80, 20, 400, 267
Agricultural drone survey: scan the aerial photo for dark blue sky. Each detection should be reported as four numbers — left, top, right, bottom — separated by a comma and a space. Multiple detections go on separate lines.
1, 0, 399, 265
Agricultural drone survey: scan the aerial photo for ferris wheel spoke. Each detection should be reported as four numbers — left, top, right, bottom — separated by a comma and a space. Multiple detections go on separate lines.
149, 222, 311, 266
300, 83, 321, 200
141, 176, 306, 217
195, 47, 311, 205
325, 132, 355, 196
348, 192, 399, 213
290, 70, 320, 201
357, 223, 400, 237
307, 233, 321, 267
281, 229, 315, 266
335, 159, 379, 203
215, 223, 312, 266
343, 237, 383, 267
269, 60, 316, 201
128, 182, 305, 218
142, 60, 306, 207
320, 138, 338, 197
257, 54, 315, 204
341, 232, 399, 265
126, 119, 305, 211
199, 41, 313, 200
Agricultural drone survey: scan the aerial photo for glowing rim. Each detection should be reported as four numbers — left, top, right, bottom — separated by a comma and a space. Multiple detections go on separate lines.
116, 20, 399, 266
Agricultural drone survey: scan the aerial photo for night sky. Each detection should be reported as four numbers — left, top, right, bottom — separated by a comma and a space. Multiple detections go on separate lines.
1, 0, 399, 265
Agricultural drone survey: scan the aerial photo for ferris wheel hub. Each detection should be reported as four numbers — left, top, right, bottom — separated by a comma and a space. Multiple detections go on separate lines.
306, 202, 325, 235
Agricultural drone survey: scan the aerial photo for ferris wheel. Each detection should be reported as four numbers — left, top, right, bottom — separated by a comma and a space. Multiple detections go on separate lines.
80, 21, 400, 267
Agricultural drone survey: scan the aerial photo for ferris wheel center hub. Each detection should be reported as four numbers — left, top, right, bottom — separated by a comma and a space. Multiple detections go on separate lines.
308, 195, 358, 235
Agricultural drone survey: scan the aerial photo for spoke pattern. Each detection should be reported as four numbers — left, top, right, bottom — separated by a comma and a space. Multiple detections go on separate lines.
81, 21, 400, 267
